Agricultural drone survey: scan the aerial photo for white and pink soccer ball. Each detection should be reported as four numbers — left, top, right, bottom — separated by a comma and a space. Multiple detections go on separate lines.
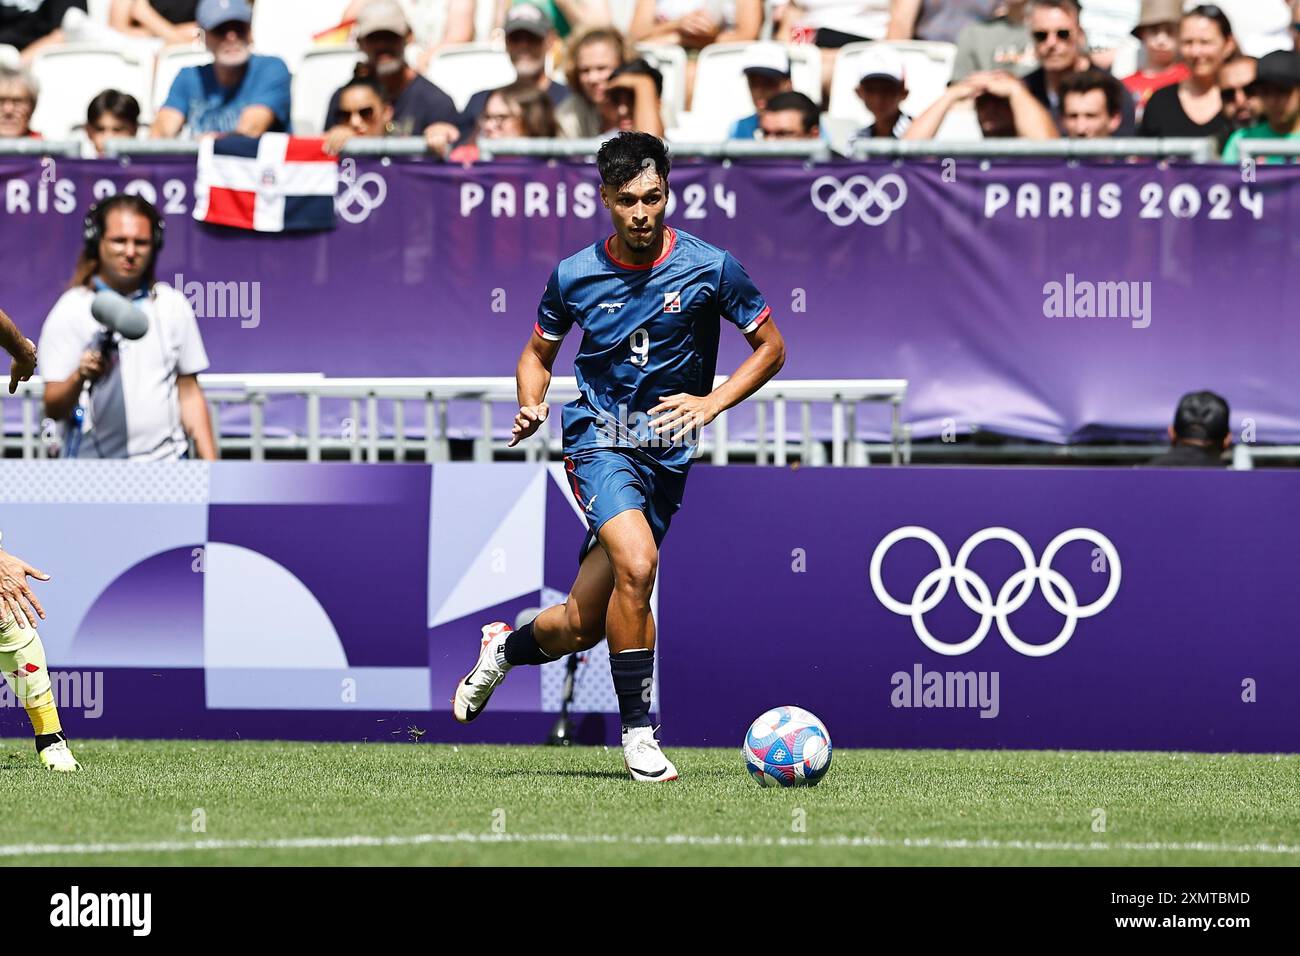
743, 705, 832, 787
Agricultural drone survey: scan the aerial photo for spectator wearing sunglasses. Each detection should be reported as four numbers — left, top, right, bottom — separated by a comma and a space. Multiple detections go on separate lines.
1022, 0, 1138, 135
323, 76, 393, 154
1222, 49, 1300, 163
436, 82, 560, 164
1122, 0, 1188, 120
1218, 54, 1259, 133
1138, 4, 1235, 146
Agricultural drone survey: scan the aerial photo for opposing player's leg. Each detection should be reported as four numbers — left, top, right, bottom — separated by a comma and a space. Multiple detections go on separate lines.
0, 614, 79, 771
598, 508, 676, 782
451, 544, 612, 724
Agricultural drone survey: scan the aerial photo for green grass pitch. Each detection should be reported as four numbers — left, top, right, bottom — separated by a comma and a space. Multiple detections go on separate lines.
2, 739, 1297, 866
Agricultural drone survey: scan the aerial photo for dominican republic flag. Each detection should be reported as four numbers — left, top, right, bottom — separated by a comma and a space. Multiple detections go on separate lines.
193, 134, 338, 232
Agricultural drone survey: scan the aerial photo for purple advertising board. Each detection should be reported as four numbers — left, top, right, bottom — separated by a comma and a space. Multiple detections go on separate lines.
1, 460, 1295, 753
1, 156, 1298, 443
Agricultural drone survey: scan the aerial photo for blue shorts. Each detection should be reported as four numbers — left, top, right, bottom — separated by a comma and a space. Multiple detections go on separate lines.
562, 449, 688, 566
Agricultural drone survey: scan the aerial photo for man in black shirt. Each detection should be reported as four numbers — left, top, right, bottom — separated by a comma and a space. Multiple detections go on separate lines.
323, 0, 460, 147
1143, 391, 1231, 468
1021, 0, 1137, 135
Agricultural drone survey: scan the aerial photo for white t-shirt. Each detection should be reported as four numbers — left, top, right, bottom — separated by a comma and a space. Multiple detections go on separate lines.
38, 283, 209, 461
795, 0, 890, 39
1079, 0, 1139, 50
654, 0, 739, 31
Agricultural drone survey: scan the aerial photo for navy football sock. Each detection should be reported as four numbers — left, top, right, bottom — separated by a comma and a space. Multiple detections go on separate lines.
610, 648, 654, 731
501, 622, 555, 667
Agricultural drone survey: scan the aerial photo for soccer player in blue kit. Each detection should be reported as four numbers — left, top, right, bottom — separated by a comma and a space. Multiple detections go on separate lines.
453, 132, 786, 781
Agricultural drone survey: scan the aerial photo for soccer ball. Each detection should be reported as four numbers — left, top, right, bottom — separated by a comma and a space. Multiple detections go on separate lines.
743, 706, 832, 787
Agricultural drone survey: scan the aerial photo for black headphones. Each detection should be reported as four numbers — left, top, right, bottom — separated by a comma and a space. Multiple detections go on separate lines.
82, 194, 166, 258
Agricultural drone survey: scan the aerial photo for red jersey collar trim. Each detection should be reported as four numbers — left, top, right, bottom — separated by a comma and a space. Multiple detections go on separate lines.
604, 226, 676, 271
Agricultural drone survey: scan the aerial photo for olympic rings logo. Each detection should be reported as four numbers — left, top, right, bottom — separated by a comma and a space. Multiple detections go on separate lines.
336, 171, 388, 224
810, 174, 908, 227
869, 527, 1121, 658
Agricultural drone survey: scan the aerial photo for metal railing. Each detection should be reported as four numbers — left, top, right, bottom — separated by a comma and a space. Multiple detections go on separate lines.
851, 137, 1219, 161
2, 375, 909, 466
1236, 139, 1300, 161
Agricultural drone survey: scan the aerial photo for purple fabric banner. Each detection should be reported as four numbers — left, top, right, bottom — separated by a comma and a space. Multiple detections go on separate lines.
1, 156, 1297, 442
1, 461, 1296, 753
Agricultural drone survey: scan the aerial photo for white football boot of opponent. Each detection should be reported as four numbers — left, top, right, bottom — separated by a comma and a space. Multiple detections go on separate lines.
452, 622, 513, 723
622, 726, 678, 782
39, 738, 80, 772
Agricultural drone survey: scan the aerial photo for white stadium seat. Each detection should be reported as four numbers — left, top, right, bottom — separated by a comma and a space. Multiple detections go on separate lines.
828, 40, 956, 126
634, 43, 687, 130
426, 43, 515, 112
29, 44, 152, 139
677, 42, 820, 141
152, 46, 213, 120
293, 46, 366, 136
250, 0, 353, 72
86, 0, 112, 24
609, 0, 638, 34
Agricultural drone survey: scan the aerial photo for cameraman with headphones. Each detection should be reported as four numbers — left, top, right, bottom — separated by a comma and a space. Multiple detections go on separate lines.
39, 194, 216, 461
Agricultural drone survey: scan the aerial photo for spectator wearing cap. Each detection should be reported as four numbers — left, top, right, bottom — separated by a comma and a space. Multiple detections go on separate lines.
1222, 49, 1300, 163
323, 76, 394, 154
597, 58, 665, 136
953, 0, 1035, 81
503, 0, 613, 41
342, 0, 477, 74
631, 0, 761, 103
759, 90, 821, 139
456, 5, 569, 140
1022, 0, 1138, 135
324, 0, 461, 152
729, 44, 795, 140
0, 0, 83, 64
84, 89, 141, 156
905, 68, 1058, 139
887, 0, 999, 44
1218, 54, 1260, 133
1142, 391, 1231, 468
1059, 68, 1124, 137
1122, 0, 1188, 120
556, 26, 628, 138
0, 63, 38, 138
1138, 5, 1235, 144
151, 0, 291, 137
850, 45, 912, 139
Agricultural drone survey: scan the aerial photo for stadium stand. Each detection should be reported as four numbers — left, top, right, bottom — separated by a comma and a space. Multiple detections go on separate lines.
249, 0, 353, 73
292, 46, 366, 136
425, 42, 516, 112
828, 40, 956, 128
29, 43, 152, 138
635, 41, 687, 129
681, 41, 820, 136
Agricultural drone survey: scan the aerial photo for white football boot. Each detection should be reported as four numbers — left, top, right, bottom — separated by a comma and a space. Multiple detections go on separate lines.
622, 726, 678, 782
452, 622, 513, 723
39, 739, 80, 772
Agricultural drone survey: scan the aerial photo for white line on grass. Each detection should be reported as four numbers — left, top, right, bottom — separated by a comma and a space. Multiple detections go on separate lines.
1, 833, 1297, 858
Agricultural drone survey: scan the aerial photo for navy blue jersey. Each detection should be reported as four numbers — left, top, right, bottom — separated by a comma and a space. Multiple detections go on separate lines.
535, 226, 770, 471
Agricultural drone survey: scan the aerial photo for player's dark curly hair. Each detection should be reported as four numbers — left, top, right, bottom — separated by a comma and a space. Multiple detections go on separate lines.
596, 131, 670, 191
1173, 390, 1230, 445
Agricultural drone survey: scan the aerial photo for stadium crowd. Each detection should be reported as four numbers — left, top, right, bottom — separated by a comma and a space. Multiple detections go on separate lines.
0, 0, 1298, 159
